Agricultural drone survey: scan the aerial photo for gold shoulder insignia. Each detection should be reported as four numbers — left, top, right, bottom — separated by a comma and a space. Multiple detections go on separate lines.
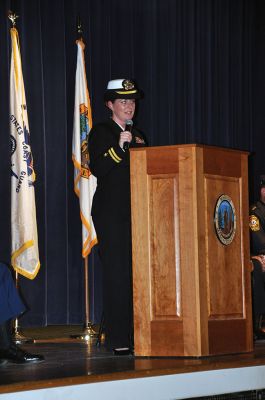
249, 215, 260, 231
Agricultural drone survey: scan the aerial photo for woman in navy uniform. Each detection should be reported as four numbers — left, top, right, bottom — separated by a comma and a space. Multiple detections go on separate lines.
88, 79, 146, 353
0, 262, 44, 364
249, 175, 265, 340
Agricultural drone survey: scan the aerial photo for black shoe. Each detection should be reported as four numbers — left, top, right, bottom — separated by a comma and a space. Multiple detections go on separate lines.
113, 347, 134, 356
0, 344, 44, 364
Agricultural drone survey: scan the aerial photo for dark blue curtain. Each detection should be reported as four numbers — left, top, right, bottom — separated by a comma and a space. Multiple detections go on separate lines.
251, 0, 265, 200
0, 0, 262, 327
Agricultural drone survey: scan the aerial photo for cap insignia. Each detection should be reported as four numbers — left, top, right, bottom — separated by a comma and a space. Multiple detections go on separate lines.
122, 79, 134, 91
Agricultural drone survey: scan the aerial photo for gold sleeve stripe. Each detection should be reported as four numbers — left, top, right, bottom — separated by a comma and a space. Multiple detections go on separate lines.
108, 147, 122, 163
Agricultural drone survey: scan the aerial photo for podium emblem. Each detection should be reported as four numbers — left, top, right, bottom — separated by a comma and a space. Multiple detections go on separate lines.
214, 194, 236, 245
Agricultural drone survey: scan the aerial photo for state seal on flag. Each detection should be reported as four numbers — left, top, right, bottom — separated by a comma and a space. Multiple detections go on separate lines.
214, 194, 236, 245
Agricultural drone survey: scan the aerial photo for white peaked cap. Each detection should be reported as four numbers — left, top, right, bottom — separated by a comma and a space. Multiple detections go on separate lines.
104, 78, 141, 101
107, 79, 125, 90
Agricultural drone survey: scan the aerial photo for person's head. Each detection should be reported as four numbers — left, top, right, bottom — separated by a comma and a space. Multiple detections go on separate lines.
104, 79, 142, 126
260, 175, 265, 203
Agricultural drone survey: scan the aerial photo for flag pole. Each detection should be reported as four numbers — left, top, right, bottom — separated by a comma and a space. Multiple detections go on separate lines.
13, 272, 33, 344
71, 16, 97, 341
8, 10, 34, 345
72, 256, 97, 340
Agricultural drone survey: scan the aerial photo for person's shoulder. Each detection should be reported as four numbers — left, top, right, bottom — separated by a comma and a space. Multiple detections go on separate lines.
250, 202, 260, 218
91, 120, 110, 131
89, 120, 111, 138
250, 201, 265, 220
254, 201, 265, 213
250, 203, 258, 213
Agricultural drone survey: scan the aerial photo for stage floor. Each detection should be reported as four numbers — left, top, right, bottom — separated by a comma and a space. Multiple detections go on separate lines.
1, 326, 265, 397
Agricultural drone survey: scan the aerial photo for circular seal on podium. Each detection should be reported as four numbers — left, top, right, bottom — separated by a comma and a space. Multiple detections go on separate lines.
214, 194, 236, 245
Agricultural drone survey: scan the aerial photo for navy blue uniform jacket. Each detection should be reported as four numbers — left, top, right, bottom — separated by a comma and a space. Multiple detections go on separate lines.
0, 263, 25, 324
89, 119, 146, 220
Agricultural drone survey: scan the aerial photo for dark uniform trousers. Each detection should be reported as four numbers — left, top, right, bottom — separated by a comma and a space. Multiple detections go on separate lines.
92, 210, 133, 349
0, 262, 25, 324
0, 263, 25, 348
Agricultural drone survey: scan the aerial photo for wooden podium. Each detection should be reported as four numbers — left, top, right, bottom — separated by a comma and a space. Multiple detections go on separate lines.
130, 144, 253, 357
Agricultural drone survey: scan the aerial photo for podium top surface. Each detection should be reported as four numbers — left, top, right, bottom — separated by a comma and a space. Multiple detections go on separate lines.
130, 143, 249, 155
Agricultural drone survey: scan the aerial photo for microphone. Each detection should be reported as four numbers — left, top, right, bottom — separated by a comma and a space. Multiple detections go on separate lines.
123, 119, 133, 150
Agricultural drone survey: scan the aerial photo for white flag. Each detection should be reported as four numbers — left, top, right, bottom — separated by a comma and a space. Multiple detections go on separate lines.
10, 27, 40, 279
72, 39, 97, 257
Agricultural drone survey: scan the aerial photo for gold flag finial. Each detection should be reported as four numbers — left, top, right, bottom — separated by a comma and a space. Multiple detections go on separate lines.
8, 11, 19, 27
76, 15, 83, 40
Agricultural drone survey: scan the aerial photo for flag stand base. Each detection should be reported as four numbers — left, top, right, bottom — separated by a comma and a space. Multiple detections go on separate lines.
71, 323, 98, 341
12, 326, 33, 344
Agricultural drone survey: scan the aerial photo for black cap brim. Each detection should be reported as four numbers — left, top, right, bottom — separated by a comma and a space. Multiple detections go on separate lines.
104, 89, 142, 102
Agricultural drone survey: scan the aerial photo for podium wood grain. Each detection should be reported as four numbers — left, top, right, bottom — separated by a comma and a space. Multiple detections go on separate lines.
130, 144, 253, 357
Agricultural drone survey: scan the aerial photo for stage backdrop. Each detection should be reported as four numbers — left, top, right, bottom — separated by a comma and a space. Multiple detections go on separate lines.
0, 0, 264, 327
